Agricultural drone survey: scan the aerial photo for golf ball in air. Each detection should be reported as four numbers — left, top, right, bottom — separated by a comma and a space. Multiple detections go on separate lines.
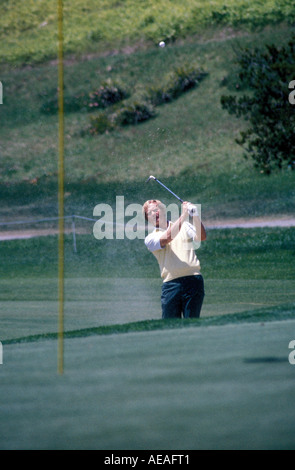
159, 41, 165, 48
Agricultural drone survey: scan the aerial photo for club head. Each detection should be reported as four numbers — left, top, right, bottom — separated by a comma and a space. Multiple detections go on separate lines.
145, 175, 156, 183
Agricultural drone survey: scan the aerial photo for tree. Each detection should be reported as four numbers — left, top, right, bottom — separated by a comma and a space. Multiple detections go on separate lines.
221, 36, 295, 174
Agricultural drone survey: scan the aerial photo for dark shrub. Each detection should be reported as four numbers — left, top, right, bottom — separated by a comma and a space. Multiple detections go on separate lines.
221, 35, 295, 173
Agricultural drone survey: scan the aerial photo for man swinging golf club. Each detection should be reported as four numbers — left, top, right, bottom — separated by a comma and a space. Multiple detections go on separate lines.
143, 177, 206, 319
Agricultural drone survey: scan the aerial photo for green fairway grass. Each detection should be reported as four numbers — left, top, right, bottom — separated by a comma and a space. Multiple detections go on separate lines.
1, 319, 295, 449
1, 227, 295, 279
0, 227, 294, 341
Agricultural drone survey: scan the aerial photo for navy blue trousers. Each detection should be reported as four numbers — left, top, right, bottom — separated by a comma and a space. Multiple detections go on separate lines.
161, 275, 205, 319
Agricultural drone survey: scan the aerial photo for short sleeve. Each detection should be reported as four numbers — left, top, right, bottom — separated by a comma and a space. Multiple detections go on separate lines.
144, 231, 164, 252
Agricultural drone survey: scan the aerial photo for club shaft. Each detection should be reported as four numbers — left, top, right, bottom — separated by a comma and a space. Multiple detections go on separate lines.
154, 178, 183, 203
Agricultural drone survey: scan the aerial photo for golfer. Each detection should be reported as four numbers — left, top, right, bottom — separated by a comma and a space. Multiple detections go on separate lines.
143, 199, 206, 319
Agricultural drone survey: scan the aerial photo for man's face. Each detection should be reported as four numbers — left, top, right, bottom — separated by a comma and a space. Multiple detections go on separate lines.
147, 202, 166, 228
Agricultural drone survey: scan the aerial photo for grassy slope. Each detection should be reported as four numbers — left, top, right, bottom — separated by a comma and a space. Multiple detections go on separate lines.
1, 23, 295, 222
3, 303, 295, 345
0, 0, 295, 221
1, 0, 295, 64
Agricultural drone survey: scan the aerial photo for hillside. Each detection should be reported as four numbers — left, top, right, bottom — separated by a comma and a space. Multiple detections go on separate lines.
0, 1, 294, 222
1, 0, 295, 64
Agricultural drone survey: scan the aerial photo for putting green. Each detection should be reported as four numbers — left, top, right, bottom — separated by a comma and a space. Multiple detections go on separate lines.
1, 319, 295, 449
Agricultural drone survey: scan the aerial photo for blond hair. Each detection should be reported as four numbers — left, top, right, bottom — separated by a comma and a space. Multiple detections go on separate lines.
142, 199, 164, 221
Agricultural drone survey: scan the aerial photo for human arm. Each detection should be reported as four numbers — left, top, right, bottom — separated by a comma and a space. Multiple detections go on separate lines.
160, 202, 206, 248
191, 213, 206, 242
159, 202, 190, 248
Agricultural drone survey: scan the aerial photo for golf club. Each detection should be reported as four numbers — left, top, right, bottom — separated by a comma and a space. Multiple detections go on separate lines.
145, 175, 184, 203
146, 175, 197, 215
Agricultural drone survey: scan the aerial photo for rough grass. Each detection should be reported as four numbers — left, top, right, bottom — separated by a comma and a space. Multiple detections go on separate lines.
1, 0, 295, 64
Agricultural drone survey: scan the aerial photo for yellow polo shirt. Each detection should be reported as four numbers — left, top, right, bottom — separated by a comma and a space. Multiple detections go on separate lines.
145, 221, 201, 283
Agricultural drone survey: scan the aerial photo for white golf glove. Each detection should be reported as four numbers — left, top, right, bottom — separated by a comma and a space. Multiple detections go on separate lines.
187, 203, 198, 217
